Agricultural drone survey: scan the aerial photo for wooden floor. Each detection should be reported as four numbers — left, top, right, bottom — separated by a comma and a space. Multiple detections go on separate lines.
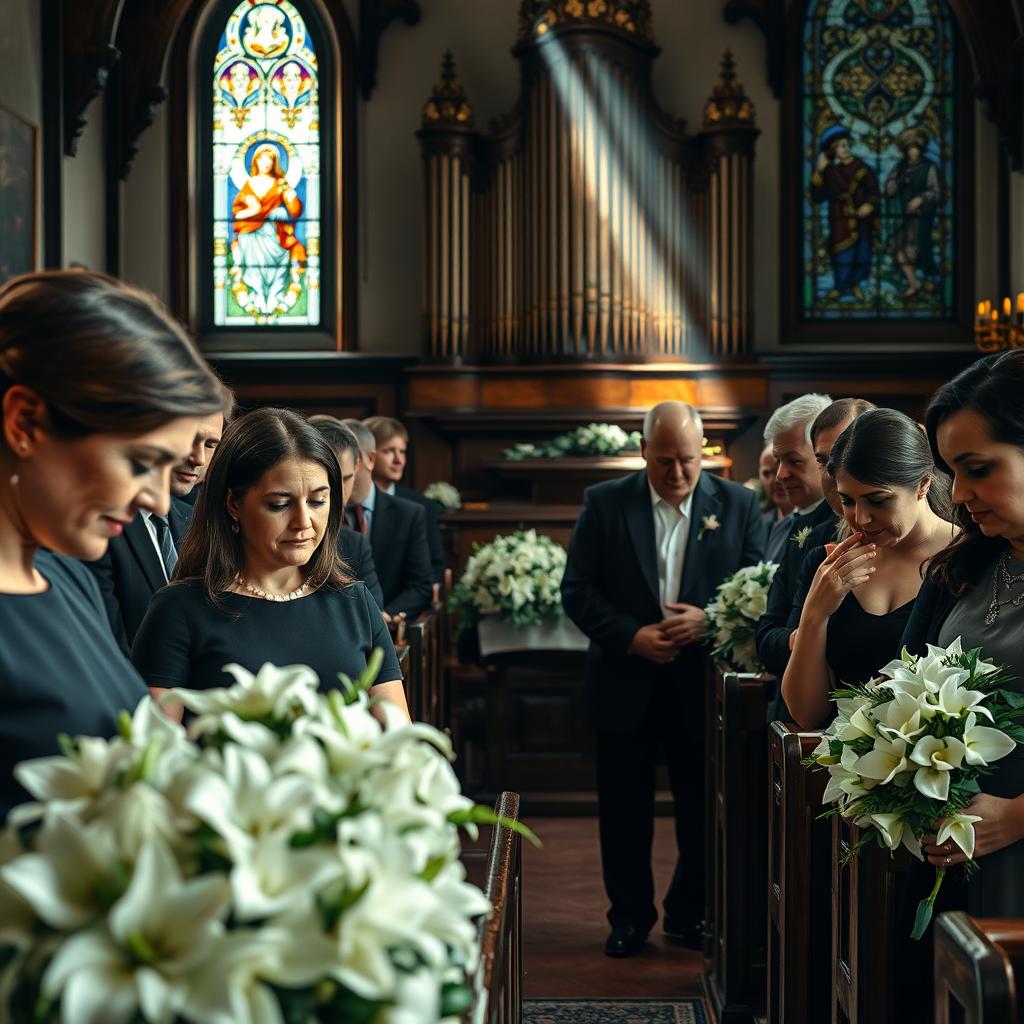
518, 816, 704, 998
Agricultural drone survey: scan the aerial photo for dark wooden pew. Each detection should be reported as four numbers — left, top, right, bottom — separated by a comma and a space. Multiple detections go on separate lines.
934, 913, 1024, 1023
767, 722, 830, 1024
467, 791, 523, 1024
703, 665, 772, 1024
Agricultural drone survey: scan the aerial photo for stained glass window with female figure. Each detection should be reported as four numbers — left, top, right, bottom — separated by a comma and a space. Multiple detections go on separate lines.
212, 1, 321, 327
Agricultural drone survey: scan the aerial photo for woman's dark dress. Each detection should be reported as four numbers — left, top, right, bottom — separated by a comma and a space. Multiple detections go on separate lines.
131, 580, 402, 693
0, 551, 148, 820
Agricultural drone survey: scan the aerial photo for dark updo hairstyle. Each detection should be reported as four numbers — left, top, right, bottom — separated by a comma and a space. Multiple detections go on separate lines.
175, 407, 351, 607
0, 271, 228, 438
827, 407, 953, 521
924, 351, 1024, 595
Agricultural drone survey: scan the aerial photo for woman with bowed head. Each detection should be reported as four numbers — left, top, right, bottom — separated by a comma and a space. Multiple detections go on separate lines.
781, 408, 954, 730
131, 407, 409, 720
902, 351, 1024, 911
0, 271, 227, 820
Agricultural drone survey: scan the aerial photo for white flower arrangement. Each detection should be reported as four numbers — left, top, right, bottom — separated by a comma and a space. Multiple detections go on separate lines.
424, 482, 462, 511
703, 561, 779, 673
503, 423, 641, 460
0, 656, 535, 1024
449, 529, 566, 634
807, 638, 1024, 939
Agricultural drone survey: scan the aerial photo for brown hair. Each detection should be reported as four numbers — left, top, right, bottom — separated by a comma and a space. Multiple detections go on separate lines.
0, 270, 227, 439
363, 415, 408, 446
925, 352, 1024, 595
175, 407, 351, 607
810, 397, 876, 445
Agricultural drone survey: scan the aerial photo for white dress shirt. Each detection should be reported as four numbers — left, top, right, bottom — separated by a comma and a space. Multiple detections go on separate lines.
140, 510, 170, 583
649, 482, 694, 615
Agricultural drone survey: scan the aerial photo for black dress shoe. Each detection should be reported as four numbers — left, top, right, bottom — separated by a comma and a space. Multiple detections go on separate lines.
663, 916, 705, 950
604, 924, 649, 958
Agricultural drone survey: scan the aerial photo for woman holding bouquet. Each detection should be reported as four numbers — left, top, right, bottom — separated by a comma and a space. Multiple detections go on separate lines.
781, 408, 954, 729
0, 271, 227, 819
903, 350, 1024, 913
131, 407, 409, 720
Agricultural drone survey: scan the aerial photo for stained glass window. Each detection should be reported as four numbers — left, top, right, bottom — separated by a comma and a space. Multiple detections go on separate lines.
801, 0, 956, 320
212, 0, 321, 327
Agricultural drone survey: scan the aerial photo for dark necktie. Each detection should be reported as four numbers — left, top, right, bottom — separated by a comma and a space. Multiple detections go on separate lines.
151, 514, 178, 579
351, 504, 367, 536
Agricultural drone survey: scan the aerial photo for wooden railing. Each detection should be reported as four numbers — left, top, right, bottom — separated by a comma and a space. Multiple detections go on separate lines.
390, 579, 448, 731
467, 791, 523, 1024
704, 664, 772, 1024
934, 913, 1024, 1023
767, 723, 830, 1024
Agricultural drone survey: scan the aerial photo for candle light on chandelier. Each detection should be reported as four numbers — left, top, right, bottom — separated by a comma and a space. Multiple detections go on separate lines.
975, 292, 1024, 352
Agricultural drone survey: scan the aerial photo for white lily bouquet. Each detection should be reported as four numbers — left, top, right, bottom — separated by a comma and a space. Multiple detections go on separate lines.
423, 482, 462, 511
449, 529, 566, 635
0, 654, 535, 1024
503, 423, 641, 460
703, 561, 779, 673
807, 638, 1024, 939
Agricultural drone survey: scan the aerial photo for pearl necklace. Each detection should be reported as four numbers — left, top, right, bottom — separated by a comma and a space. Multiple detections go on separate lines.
235, 573, 311, 602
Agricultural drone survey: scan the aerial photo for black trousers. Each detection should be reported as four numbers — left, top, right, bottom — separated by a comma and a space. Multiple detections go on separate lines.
594, 674, 705, 932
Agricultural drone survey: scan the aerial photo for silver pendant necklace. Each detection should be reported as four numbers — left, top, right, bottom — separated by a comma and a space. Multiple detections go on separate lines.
985, 550, 1024, 626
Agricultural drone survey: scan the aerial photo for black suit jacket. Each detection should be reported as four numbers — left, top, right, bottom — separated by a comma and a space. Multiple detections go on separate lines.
338, 525, 384, 609
395, 484, 445, 584
755, 502, 836, 679
561, 470, 767, 734
84, 498, 193, 656
369, 487, 433, 619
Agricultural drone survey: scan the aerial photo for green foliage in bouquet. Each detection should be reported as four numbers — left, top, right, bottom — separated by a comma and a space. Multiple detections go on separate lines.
449, 529, 566, 635
703, 561, 779, 674
503, 423, 641, 461
0, 653, 537, 1024
805, 639, 1024, 940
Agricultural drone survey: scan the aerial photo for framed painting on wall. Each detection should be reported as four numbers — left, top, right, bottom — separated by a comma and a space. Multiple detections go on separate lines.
0, 103, 38, 285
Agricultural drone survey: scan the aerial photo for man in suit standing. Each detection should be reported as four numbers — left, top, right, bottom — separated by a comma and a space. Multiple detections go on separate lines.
85, 410, 225, 654
761, 444, 795, 563
562, 402, 767, 958
308, 415, 385, 609
343, 419, 433, 620
364, 415, 445, 584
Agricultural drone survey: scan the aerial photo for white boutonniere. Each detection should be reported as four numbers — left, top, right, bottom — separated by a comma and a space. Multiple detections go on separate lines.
698, 514, 720, 541
792, 525, 813, 549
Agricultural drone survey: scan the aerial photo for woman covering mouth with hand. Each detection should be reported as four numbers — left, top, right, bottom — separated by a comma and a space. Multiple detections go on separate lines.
780, 407, 954, 730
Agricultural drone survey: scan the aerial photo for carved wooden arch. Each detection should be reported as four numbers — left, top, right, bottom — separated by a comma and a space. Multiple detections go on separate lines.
725, 0, 1024, 168
358, 0, 422, 99
64, 0, 127, 155
167, 0, 358, 349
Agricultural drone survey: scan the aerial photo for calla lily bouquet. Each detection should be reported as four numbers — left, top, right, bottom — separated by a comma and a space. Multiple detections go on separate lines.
807, 637, 1024, 939
449, 529, 566, 635
703, 561, 779, 673
0, 654, 536, 1024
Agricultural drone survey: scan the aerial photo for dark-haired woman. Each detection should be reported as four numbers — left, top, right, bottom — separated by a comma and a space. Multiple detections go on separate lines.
131, 407, 409, 719
782, 408, 954, 730
0, 271, 227, 819
902, 351, 1024, 914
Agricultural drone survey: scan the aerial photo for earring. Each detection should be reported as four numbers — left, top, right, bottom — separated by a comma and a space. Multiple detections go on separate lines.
17, 443, 27, 452
9, 473, 18, 488
231, 518, 240, 534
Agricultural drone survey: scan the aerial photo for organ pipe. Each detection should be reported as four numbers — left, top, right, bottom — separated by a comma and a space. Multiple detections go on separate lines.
418, 5, 759, 362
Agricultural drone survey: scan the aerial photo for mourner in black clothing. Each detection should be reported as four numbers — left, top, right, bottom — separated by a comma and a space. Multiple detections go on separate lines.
85, 410, 227, 653
0, 271, 226, 818
343, 418, 432, 620
132, 408, 408, 719
561, 401, 766, 959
